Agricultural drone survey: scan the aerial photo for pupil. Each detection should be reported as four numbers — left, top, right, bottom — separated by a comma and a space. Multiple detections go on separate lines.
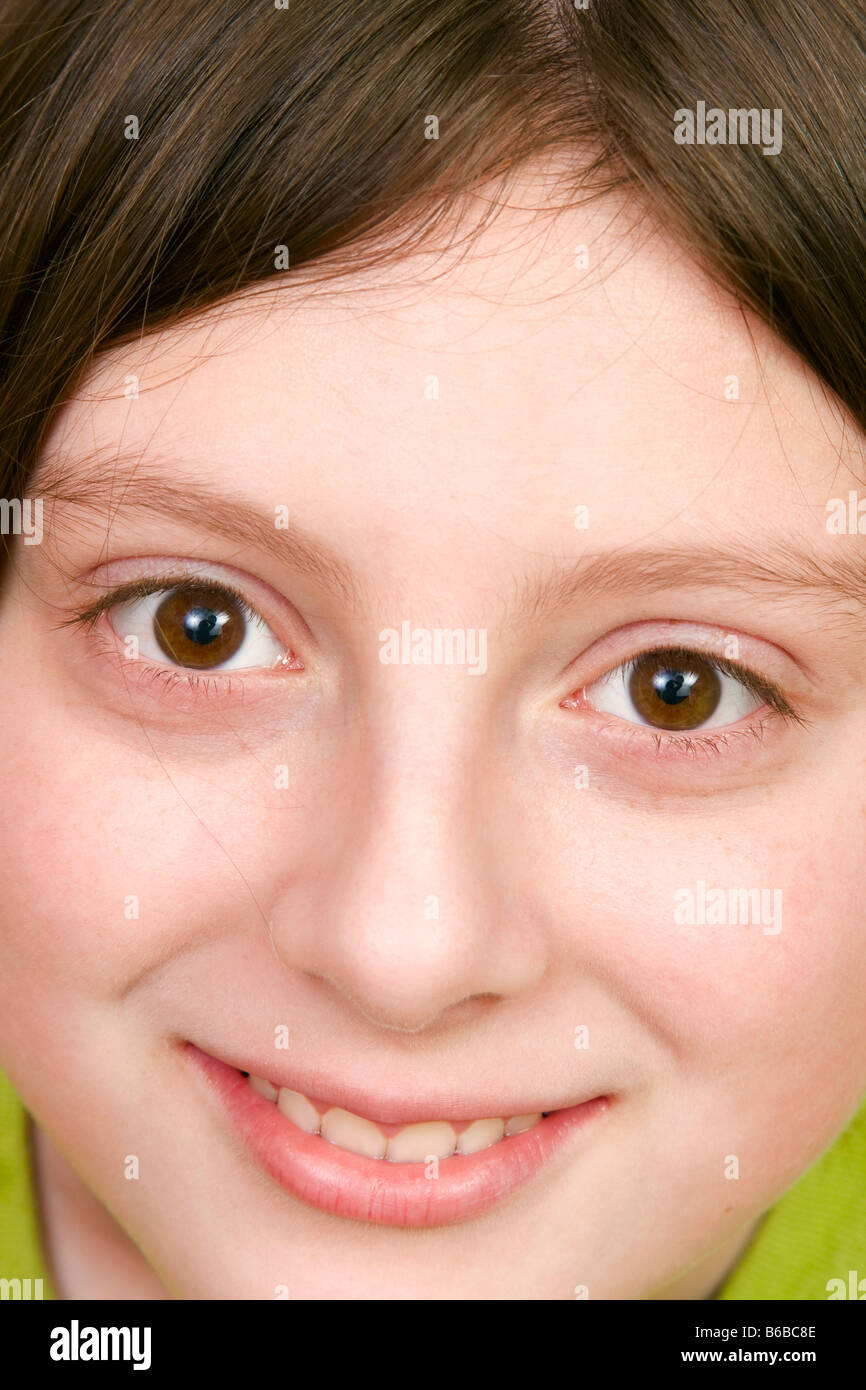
653, 670, 692, 705
184, 606, 223, 645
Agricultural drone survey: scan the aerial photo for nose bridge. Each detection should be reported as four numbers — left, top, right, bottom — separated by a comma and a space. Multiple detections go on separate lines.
372, 662, 483, 815
363, 726, 477, 919
332, 674, 493, 1017
363, 645, 493, 803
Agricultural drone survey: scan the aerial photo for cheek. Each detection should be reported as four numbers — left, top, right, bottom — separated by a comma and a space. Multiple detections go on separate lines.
0, 688, 345, 1005
516, 787, 866, 1231
0, 711, 231, 1002
528, 788, 866, 1114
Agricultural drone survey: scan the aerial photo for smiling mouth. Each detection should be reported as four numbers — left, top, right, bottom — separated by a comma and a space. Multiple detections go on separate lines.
186, 1043, 610, 1227
241, 1070, 551, 1162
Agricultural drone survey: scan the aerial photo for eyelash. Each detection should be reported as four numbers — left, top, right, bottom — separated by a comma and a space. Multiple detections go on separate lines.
565, 649, 804, 760
614, 714, 778, 762
66, 575, 258, 633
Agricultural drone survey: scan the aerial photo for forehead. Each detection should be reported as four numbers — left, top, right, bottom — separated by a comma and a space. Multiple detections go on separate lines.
40, 174, 862, 567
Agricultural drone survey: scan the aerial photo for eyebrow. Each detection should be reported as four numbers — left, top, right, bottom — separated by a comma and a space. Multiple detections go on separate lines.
522, 540, 866, 619
34, 452, 866, 617
35, 451, 358, 605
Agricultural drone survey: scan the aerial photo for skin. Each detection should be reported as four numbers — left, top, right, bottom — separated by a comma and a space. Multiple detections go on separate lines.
1, 169, 865, 1300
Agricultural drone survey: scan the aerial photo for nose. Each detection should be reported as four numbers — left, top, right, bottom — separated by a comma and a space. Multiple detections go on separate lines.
267, 673, 549, 1033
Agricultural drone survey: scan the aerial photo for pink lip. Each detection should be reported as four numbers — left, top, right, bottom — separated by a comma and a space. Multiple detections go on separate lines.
186, 1043, 609, 1228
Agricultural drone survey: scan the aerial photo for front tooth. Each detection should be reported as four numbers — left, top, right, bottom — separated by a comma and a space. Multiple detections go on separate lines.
387, 1121, 457, 1163
249, 1074, 278, 1101
504, 1113, 543, 1136
278, 1088, 321, 1135
320, 1108, 387, 1159
456, 1117, 505, 1154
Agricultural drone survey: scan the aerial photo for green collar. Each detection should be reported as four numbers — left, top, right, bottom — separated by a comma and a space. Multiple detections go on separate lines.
0, 1069, 55, 1299
718, 1096, 866, 1299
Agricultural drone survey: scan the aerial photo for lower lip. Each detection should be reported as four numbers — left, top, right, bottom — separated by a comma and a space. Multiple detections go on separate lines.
187, 1044, 608, 1228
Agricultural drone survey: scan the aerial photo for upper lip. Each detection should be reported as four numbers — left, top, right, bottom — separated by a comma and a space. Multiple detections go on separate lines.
188, 1041, 604, 1126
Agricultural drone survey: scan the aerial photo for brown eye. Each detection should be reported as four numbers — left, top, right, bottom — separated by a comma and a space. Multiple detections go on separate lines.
109, 582, 285, 671
627, 649, 722, 730
153, 586, 247, 669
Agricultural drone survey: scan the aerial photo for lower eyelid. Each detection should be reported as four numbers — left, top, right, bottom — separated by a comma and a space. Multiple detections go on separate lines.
79, 618, 305, 715
568, 705, 782, 766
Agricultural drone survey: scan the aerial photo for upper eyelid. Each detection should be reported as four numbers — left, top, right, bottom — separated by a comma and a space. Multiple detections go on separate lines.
561, 617, 801, 681
64, 557, 324, 649
61, 573, 263, 632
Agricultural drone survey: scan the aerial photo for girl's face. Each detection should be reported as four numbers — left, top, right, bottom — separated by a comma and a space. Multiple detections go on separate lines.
1, 182, 865, 1300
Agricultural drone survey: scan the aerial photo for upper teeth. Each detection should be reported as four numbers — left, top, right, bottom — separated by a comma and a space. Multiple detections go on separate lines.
248, 1075, 544, 1162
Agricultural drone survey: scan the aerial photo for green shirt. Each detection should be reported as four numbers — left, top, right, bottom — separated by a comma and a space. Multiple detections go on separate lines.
1, 1067, 863, 1299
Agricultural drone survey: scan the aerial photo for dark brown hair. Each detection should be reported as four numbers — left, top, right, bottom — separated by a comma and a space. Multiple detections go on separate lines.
0, 0, 863, 571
